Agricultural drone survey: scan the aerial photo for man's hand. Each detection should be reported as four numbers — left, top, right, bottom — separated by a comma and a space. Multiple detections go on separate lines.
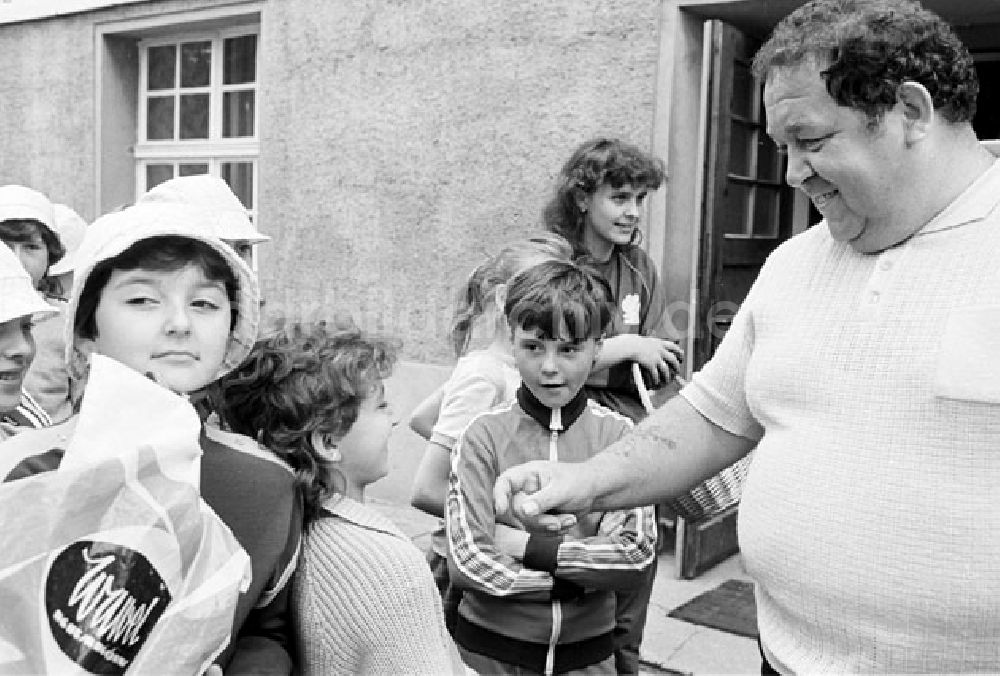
493, 460, 595, 531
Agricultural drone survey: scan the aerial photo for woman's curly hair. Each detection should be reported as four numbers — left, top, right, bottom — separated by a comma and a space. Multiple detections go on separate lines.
210, 319, 398, 525
542, 138, 665, 255
753, 0, 978, 125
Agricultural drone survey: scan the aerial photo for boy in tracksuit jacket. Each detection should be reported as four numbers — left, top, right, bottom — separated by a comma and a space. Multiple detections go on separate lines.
446, 259, 657, 675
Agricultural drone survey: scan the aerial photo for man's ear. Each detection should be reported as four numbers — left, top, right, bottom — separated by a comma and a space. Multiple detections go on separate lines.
897, 80, 934, 145
593, 338, 603, 367
310, 430, 341, 462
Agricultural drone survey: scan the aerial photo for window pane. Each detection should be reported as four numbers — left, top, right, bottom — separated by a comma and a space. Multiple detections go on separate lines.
757, 135, 781, 182
729, 121, 752, 176
146, 164, 174, 190
224, 35, 257, 85
721, 182, 750, 236
147, 45, 176, 90
221, 162, 254, 209
180, 41, 211, 88
752, 186, 781, 238
146, 96, 174, 140
179, 163, 209, 176
179, 94, 209, 139
731, 61, 753, 119
223, 90, 255, 138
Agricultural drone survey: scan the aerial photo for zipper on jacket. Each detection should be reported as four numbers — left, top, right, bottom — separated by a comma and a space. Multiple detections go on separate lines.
545, 599, 562, 675
548, 407, 562, 461
545, 406, 563, 675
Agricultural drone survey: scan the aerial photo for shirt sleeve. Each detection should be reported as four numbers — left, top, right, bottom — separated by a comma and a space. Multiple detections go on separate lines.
681, 263, 766, 441
224, 485, 302, 674
446, 422, 556, 601
551, 505, 657, 590
430, 366, 504, 450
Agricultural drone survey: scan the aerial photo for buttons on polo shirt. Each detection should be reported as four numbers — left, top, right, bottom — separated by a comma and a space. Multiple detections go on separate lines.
880, 259, 893, 271
869, 291, 880, 304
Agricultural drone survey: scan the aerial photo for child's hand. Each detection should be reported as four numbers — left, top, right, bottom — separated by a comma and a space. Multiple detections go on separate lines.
627, 335, 683, 386
494, 524, 529, 560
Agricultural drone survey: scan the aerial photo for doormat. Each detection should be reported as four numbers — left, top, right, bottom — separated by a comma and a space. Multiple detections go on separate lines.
667, 579, 758, 638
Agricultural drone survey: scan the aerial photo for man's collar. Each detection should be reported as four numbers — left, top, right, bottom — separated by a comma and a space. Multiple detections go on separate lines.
917, 157, 1000, 237
517, 385, 588, 432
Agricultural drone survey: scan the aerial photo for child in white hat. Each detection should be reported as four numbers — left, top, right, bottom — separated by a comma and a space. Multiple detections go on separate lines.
0, 244, 57, 440
0, 185, 65, 297
21, 202, 89, 423
1, 201, 301, 674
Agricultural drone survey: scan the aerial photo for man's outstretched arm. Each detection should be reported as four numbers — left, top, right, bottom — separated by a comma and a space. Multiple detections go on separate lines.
495, 394, 755, 527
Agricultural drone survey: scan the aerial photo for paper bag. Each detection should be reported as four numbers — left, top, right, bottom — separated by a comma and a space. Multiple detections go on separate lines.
0, 355, 251, 675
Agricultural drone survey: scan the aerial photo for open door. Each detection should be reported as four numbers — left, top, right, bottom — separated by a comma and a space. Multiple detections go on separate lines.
674, 20, 796, 579
693, 21, 795, 370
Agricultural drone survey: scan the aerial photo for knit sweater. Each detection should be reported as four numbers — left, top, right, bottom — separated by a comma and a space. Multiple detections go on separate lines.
292, 496, 466, 676
681, 158, 1000, 672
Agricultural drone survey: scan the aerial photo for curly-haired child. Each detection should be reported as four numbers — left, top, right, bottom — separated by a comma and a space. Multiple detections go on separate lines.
213, 321, 467, 675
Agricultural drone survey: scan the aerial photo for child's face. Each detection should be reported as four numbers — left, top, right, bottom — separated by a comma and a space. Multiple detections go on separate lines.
0, 315, 36, 412
336, 383, 396, 489
81, 264, 232, 394
2, 226, 48, 289
512, 325, 599, 410
580, 182, 648, 257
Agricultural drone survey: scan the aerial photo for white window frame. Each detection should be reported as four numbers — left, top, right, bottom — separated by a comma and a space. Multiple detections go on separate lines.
135, 26, 260, 222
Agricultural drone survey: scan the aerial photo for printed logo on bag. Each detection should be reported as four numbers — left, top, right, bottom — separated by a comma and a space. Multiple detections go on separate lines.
621, 293, 641, 325
45, 540, 171, 674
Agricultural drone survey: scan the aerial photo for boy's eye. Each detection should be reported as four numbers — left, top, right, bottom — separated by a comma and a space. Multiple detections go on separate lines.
559, 344, 581, 354
125, 296, 157, 306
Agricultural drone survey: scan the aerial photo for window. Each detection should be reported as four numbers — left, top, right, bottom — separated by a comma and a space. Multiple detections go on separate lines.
721, 58, 786, 240
135, 30, 258, 219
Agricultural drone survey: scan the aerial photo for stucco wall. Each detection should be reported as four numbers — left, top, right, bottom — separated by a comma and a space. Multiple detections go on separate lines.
0, 0, 228, 222
260, 0, 663, 362
0, 13, 98, 218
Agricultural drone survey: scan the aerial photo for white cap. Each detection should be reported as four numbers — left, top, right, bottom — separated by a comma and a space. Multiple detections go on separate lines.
48, 204, 88, 276
67, 201, 261, 381
0, 244, 57, 324
137, 175, 270, 244
0, 184, 56, 230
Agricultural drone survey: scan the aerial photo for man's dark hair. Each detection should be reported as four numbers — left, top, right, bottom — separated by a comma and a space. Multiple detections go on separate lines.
753, 0, 978, 124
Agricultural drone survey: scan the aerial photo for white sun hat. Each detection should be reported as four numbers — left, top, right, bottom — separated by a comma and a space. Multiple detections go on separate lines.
66, 201, 261, 381
137, 175, 270, 244
48, 204, 89, 276
0, 244, 57, 324
0, 184, 56, 230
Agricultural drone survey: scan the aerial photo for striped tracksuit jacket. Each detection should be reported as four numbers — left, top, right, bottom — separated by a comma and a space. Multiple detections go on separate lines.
446, 385, 657, 674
